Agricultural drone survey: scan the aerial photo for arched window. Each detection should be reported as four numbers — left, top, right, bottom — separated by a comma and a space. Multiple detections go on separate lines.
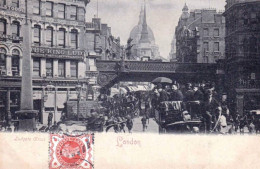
33, 25, 41, 46
58, 28, 66, 48
12, 49, 20, 76
46, 26, 53, 47
70, 29, 78, 48
0, 48, 7, 74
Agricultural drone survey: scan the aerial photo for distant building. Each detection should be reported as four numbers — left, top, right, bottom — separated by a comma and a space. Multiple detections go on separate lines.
128, 2, 161, 61
175, 3, 225, 63
86, 17, 122, 61
169, 35, 177, 62
223, 0, 260, 115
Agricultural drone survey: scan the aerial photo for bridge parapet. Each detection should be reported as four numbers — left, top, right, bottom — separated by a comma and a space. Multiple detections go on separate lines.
96, 60, 217, 74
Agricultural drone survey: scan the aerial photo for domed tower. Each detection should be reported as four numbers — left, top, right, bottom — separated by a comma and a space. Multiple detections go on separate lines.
181, 3, 190, 20
128, 1, 160, 60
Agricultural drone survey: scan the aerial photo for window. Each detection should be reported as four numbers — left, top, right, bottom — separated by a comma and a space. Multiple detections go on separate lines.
71, 29, 78, 48
0, 48, 7, 71
58, 4, 65, 19
11, 21, 20, 43
33, 58, 40, 77
46, 27, 53, 47
70, 5, 77, 20
33, 0, 41, 15
0, 19, 6, 36
203, 28, 209, 36
58, 60, 65, 77
2, 0, 6, 6
203, 42, 209, 51
214, 42, 220, 52
70, 61, 77, 77
46, 59, 53, 77
78, 8, 85, 21
12, 49, 20, 76
11, 0, 19, 8
33, 25, 41, 46
249, 36, 257, 54
46, 1, 53, 17
213, 28, 219, 37
58, 28, 66, 48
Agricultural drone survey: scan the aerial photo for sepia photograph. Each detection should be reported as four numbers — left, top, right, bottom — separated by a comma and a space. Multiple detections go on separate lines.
0, 0, 260, 134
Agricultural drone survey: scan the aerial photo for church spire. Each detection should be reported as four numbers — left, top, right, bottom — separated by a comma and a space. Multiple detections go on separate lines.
139, 0, 150, 43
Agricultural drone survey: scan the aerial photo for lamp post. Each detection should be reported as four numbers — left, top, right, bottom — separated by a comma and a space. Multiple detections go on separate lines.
46, 83, 56, 122
75, 84, 82, 121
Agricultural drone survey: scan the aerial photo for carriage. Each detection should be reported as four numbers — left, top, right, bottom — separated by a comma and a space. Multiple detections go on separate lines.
155, 101, 206, 134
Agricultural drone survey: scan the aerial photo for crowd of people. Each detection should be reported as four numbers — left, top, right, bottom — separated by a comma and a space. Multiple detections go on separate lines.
151, 81, 231, 133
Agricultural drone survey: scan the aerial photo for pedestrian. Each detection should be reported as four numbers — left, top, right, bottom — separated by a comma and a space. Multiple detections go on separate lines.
169, 84, 184, 101
201, 90, 220, 133
126, 118, 133, 133
141, 116, 147, 132
158, 84, 168, 102
48, 112, 53, 128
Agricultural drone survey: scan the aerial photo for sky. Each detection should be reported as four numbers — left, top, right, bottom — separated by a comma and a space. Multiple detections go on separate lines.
86, 0, 226, 59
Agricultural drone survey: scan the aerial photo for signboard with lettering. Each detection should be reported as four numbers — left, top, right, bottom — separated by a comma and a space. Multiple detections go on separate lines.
0, 34, 23, 41
31, 47, 85, 60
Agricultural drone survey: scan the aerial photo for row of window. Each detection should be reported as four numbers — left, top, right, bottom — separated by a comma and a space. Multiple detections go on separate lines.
203, 28, 220, 37
33, 1, 85, 21
0, 19, 20, 41
0, 48, 20, 76
202, 42, 220, 52
33, 58, 78, 78
33, 25, 78, 48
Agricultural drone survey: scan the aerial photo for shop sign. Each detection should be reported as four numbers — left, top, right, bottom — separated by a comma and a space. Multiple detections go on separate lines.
0, 34, 23, 41
0, 5, 25, 13
31, 47, 85, 60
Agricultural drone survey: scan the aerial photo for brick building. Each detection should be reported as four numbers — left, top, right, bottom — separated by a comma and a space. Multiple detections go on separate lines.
223, 0, 260, 115
0, 0, 102, 124
174, 4, 225, 63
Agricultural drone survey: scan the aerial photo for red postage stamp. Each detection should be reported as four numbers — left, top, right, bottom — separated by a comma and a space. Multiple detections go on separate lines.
49, 134, 94, 169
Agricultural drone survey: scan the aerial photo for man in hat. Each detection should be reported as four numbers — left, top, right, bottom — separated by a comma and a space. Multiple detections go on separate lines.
157, 84, 168, 102
184, 83, 193, 102
169, 84, 184, 101
187, 84, 204, 118
202, 89, 220, 132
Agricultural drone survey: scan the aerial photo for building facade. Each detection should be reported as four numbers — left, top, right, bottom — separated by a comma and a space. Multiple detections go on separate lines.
175, 4, 225, 63
223, 0, 260, 115
0, 0, 101, 124
85, 17, 122, 61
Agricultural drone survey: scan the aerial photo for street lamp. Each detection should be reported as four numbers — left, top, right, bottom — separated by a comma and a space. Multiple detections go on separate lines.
75, 84, 83, 121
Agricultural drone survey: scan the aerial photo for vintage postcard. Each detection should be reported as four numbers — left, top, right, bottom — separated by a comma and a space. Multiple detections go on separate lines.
0, 0, 260, 168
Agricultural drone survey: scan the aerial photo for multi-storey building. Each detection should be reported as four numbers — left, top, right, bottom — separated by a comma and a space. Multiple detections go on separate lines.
85, 17, 122, 61
0, 0, 100, 124
175, 4, 225, 63
223, 0, 260, 115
